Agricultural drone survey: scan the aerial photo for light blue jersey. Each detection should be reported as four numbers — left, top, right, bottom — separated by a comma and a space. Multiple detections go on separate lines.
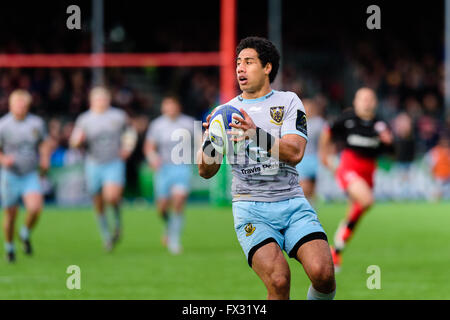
0, 113, 46, 207
73, 107, 128, 194
146, 114, 195, 199
224, 90, 327, 266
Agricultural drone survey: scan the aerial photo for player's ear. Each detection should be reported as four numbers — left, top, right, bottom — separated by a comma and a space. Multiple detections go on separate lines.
264, 62, 272, 76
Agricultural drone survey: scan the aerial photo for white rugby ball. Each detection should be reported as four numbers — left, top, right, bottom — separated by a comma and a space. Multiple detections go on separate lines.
208, 105, 244, 155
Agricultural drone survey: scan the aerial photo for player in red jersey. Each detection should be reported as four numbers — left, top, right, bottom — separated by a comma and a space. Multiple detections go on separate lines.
319, 87, 393, 271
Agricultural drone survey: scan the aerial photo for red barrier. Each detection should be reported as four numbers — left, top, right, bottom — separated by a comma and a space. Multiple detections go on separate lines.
0, 52, 221, 68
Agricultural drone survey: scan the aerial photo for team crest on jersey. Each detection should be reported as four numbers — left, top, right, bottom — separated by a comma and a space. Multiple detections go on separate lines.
244, 223, 255, 236
270, 106, 284, 125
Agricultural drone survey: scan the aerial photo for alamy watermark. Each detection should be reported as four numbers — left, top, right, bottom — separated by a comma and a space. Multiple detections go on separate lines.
66, 5, 81, 30
66, 265, 81, 290
366, 265, 381, 290
366, 5, 381, 30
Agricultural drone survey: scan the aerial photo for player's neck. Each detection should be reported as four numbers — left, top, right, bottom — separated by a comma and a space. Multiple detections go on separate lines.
11, 113, 27, 121
241, 84, 272, 100
92, 106, 109, 114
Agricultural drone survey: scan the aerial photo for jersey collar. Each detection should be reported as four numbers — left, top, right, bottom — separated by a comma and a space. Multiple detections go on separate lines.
238, 90, 275, 104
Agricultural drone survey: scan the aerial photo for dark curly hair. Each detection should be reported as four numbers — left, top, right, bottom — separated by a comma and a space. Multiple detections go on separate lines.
236, 36, 280, 83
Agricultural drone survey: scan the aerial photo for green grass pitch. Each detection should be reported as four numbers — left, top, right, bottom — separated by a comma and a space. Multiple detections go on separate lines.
0, 201, 449, 299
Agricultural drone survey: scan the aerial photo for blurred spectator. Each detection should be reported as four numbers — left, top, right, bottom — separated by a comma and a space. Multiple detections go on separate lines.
427, 133, 450, 199
393, 113, 416, 166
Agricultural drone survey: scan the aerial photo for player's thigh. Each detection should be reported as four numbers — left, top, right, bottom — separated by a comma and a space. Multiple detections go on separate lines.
22, 172, 43, 213
23, 192, 43, 213
252, 241, 291, 286
296, 239, 335, 286
85, 162, 103, 195
232, 201, 285, 267
154, 166, 171, 200
102, 183, 123, 203
1, 170, 22, 209
283, 197, 327, 259
346, 177, 374, 208
169, 165, 192, 197
101, 160, 125, 201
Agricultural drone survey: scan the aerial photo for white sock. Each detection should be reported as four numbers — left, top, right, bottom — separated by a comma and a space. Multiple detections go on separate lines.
20, 226, 30, 241
307, 284, 336, 300
97, 213, 111, 242
5, 242, 15, 253
168, 213, 184, 248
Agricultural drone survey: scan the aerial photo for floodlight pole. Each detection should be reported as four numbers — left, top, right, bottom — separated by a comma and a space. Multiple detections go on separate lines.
268, 0, 283, 90
92, 0, 105, 86
220, 0, 237, 103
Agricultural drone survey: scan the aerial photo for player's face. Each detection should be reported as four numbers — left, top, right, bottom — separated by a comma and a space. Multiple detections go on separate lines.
90, 90, 111, 112
10, 95, 30, 119
161, 98, 181, 118
236, 48, 270, 93
354, 88, 377, 120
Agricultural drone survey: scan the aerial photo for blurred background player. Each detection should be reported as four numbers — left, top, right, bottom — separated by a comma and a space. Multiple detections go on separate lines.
0, 90, 53, 263
319, 87, 393, 271
426, 132, 450, 200
144, 95, 197, 254
70, 86, 137, 251
295, 98, 326, 204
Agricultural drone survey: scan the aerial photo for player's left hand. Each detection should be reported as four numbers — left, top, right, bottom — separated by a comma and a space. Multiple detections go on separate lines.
120, 149, 132, 160
39, 157, 50, 175
229, 108, 257, 142
379, 130, 393, 145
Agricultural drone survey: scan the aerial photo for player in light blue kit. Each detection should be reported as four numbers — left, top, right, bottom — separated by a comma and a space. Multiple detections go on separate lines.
70, 87, 137, 251
0, 90, 53, 263
295, 98, 326, 203
198, 37, 336, 300
144, 95, 197, 254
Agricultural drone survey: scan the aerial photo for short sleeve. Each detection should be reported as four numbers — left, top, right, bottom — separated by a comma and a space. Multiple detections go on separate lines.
145, 120, 158, 144
280, 94, 308, 141
73, 114, 86, 133
38, 118, 48, 142
329, 116, 346, 139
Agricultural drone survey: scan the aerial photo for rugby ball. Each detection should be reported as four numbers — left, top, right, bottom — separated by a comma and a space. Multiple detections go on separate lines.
208, 105, 244, 155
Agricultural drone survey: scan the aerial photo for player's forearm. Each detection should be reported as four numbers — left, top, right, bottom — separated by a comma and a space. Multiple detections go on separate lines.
197, 148, 221, 179
274, 139, 305, 166
39, 140, 53, 163
318, 130, 332, 166
253, 128, 304, 166
121, 126, 138, 154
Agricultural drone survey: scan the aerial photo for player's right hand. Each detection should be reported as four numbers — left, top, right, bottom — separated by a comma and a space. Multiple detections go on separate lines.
148, 154, 161, 171
0, 155, 15, 168
70, 128, 86, 148
202, 113, 212, 135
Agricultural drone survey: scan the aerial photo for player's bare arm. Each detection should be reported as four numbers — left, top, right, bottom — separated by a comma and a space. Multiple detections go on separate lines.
143, 140, 161, 171
0, 151, 14, 168
69, 127, 86, 149
120, 118, 138, 161
197, 113, 222, 179
229, 108, 306, 167
39, 137, 56, 174
318, 127, 337, 172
